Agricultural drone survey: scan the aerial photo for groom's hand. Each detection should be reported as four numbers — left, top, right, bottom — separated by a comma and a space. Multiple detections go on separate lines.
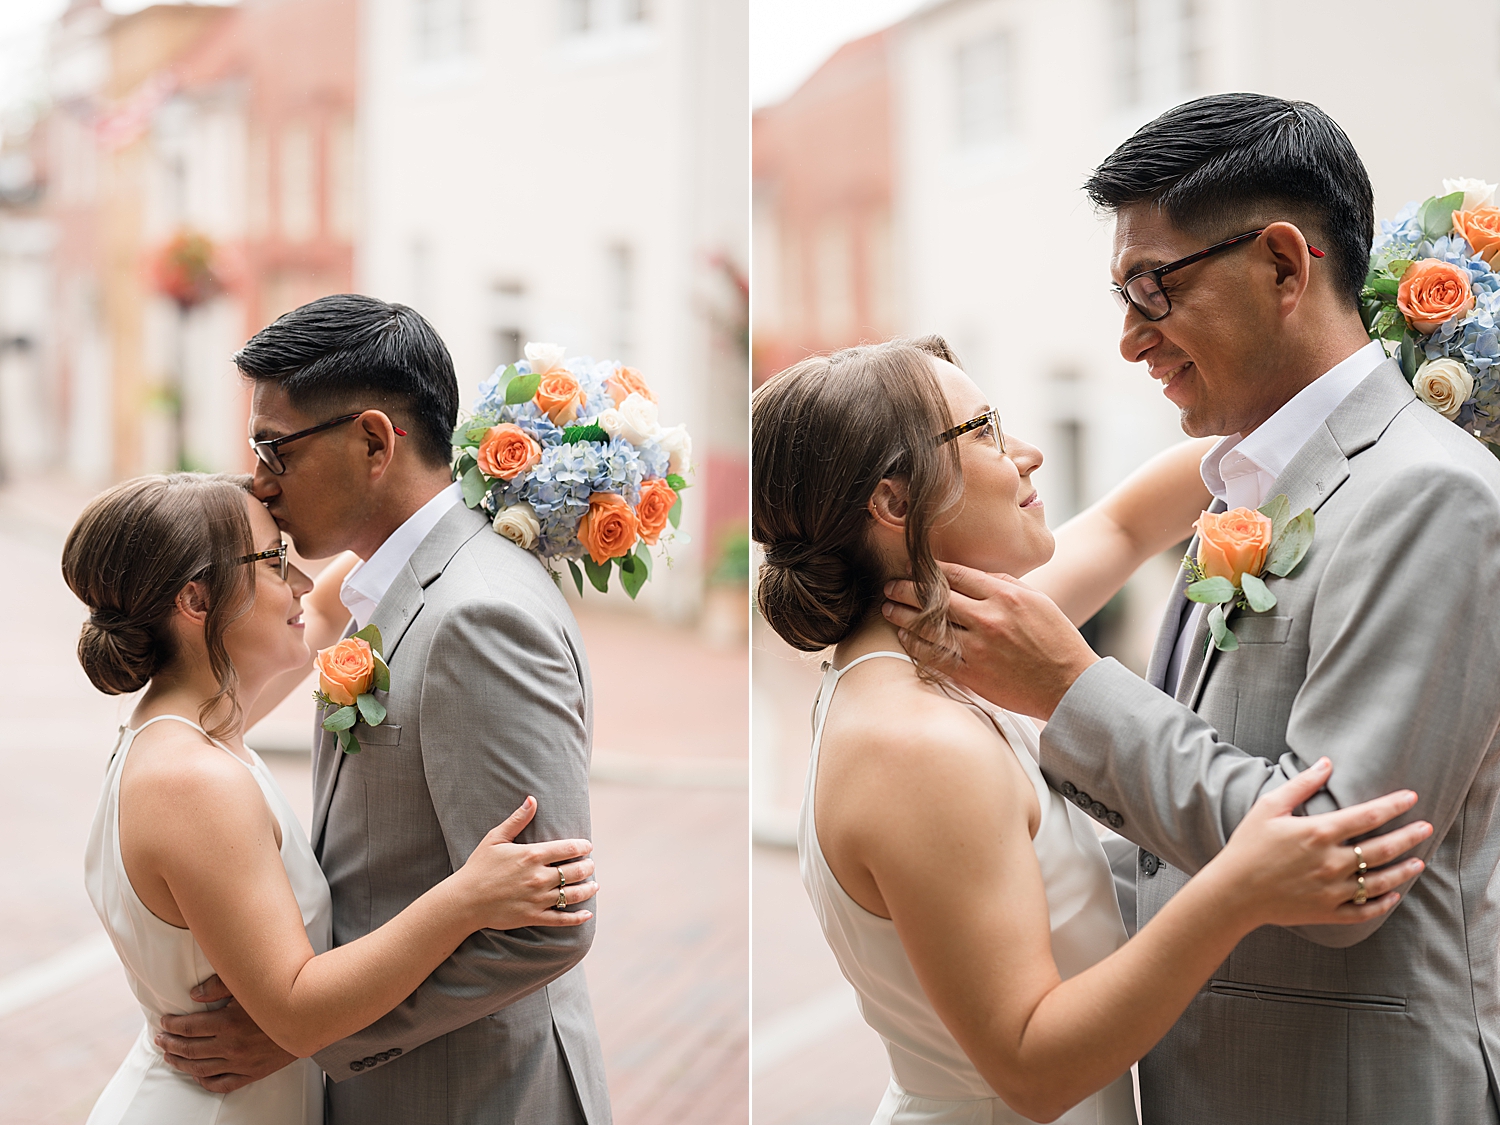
883, 563, 1100, 720
155, 974, 296, 1093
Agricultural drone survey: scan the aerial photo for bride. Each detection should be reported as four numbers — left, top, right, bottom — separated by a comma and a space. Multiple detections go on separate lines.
63, 472, 598, 1125
751, 336, 1431, 1125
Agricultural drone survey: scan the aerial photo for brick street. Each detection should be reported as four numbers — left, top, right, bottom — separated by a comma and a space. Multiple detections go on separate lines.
0, 476, 747, 1124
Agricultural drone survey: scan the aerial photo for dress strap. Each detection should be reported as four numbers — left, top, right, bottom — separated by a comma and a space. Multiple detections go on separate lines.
828, 650, 913, 678
128, 714, 254, 769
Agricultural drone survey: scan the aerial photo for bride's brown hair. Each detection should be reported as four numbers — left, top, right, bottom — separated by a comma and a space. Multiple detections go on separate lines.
752, 336, 965, 671
62, 473, 259, 739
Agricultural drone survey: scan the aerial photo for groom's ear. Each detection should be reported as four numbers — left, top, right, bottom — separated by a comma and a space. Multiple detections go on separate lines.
869, 477, 910, 531
357, 410, 402, 480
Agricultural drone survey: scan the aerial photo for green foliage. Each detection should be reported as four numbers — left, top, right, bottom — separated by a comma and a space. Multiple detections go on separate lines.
356, 692, 387, 727
337, 729, 362, 755
372, 653, 390, 693
1265, 509, 1315, 577
634, 543, 652, 578
461, 464, 487, 509
668, 495, 683, 529
567, 559, 585, 597
350, 623, 384, 654
561, 424, 609, 445
323, 705, 357, 732
583, 555, 611, 593
1258, 494, 1291, 541
1239, 572, 1277, 613
1186, 576, 1236, 604
1207, 604, 1239, 652
1420, 191, 1465, 240
504, 370, 540, 405
666, 473, 687, 491
618, 552, 647, 599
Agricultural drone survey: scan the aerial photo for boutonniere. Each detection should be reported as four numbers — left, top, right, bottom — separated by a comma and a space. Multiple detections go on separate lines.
1185, 494, 1315, 652
312, 624, 391, 754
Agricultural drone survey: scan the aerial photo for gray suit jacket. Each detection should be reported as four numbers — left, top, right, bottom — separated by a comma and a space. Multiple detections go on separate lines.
1040, 361, 1500, 1124
309, 503, 611, 1125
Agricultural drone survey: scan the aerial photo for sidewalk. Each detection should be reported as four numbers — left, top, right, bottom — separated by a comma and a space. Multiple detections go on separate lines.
0, 474, 747, 1125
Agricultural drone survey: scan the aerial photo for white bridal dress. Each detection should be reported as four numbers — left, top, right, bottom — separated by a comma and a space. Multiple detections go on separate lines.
801, 653, 1138, 1125
84, 715, 332, 1125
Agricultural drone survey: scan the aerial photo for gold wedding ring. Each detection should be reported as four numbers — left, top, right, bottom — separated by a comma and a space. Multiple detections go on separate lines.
1353, 876, 1368, 906
1353, 845, 1367, 876
556, 888, 568, 910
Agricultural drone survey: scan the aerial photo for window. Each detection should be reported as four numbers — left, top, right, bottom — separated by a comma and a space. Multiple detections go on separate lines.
560, 0, 650, 40
956, 32, 1014, 149
414, 0, 473, 63
1112, 0, 1203, 109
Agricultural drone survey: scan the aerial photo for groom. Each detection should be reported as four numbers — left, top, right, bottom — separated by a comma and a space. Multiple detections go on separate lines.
887, 95, 1500, 1123
154, 295, 611, 1123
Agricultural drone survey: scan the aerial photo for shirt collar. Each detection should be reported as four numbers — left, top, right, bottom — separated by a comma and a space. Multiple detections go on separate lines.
340, 481, 462, 629
1200, 339, 1386, 505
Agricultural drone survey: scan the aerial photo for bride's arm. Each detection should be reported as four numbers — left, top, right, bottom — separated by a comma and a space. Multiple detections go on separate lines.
1027, 438, 1215, 626
125, 734, 596, 1059
242, 552, 359, 729
839, 702, 1425, 1122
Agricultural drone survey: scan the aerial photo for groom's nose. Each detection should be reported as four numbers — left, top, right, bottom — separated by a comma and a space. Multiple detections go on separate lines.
1118, 309, 1161, 366
250, 460, 281, 502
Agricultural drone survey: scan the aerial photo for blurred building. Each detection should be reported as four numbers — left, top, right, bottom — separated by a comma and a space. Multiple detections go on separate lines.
750, 0, 1500, 840
359, 0, 749, 616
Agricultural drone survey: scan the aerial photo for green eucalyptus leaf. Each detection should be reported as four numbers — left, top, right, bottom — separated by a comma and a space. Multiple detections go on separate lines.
456, 451, 477, 476
1240, 572, 1277, 613
665, 473, 687, 491
1208, 603, 1240, 652
1419, 191, 1466, 240
583, 555, 611, 593
1400, 334, 1419, 381
356, 692, 387, 727
372, 652, 391, 693
450, 421, 472, 447
1388, 259, 1413, 278
1186, 576, 1237, 604
617, 552, 637, 574
1369, 277, 1399, 296
324, 705, 357, 732
504, 371, 541, 405
350, 623, 383, 653
1264, 509, 1315, 577
461, 464, 487, 508
1258, 494, 1291, 540
619, 555, 647, 599
567, 559, 585, 597
668, 495, 683, 529
634, 542, 652, 578
340, 729, 362, 755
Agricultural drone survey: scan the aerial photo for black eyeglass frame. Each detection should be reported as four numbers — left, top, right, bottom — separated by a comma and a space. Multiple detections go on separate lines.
248, 412, 365, 475
237, 541, 290, 581
937, 408, 1006, 455
1109, 228, 1325, 322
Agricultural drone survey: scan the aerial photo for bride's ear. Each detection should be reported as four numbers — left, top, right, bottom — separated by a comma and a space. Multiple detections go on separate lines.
869, 477, 910, 532
174, 580, 211, 626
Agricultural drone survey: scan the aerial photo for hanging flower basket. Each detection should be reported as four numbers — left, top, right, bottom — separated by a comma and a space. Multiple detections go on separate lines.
151, 230, 223, 309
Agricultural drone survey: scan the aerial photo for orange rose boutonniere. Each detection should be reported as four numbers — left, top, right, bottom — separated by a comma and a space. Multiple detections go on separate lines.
312, 624, 391, 754
1185, 495, 1315, 652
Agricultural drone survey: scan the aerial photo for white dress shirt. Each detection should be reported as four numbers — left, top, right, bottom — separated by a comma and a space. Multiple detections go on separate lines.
340, 481, 463, 630
1165, 339, 1387, 694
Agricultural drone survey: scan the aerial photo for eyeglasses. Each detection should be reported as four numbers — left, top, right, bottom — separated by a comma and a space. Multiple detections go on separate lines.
938, 407, 1006, 455
1109, 228, 1325, 322
248, 411, 408, 475
237, 541, 290, 581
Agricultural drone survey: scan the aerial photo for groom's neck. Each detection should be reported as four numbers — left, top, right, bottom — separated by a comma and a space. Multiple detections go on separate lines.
1239, 312, 1372, 437
347, 466, 455, 561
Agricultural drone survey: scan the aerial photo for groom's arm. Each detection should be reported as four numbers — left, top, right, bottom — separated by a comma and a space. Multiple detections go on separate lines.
1039, 465, 1500, 947
314, 594, 595, 1080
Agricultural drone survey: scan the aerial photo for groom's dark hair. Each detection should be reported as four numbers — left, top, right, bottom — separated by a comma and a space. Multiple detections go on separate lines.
234, 294, 458, 466
1084, 93, 1373, 310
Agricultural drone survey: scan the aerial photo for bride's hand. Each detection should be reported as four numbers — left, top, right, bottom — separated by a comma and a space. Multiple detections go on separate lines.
1208, 757, 1431, 929
451, 796, 597, 931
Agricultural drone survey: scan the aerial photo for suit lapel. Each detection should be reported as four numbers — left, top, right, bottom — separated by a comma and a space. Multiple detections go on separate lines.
1176, 359, 1414, 712
311, 618, 359, 856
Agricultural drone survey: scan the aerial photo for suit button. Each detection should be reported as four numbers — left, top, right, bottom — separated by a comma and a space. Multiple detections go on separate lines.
1107, 811, 1124, 830
350, 1061, 364, 1072
1073, 790, 1091, 809
1060, 781, 1077, 798
363, 1056, 378, 1068
1089, 801, 1107, 820
390, 1047, 402, 1057
1140, 851, 1160, 877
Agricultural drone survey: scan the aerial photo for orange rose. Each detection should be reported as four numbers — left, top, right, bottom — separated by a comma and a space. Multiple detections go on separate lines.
577, 492, 639, 566
1453, 207, 1500, 267
477, 423, 541, 480
634, 478, 678, 545
535, 371, 587, 425
315, 637, 375, 707
1398, 258, 1475, 334
606, 366, 657, 406
1195, 507, 1273, 588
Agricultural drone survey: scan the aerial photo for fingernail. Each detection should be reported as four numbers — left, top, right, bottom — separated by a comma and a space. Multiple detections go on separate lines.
881, 603, 892, 617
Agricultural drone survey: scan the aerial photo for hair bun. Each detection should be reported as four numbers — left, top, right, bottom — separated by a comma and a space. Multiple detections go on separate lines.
77, 613, 158, 696
756, 542, 873, 652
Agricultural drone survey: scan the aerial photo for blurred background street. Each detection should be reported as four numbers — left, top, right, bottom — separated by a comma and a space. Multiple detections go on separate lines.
0, 0, 749, 1120
749, 0, 1500, 1119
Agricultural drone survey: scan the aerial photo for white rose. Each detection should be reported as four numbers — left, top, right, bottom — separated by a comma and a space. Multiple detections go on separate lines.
597, 407, 625, 440
616, 392, 660, 446
656, 423, 692, 475
1444, 177, 1498, 213
492, 502, 540, 550
1413, 357, 1474, 420
524, 341, 566, 374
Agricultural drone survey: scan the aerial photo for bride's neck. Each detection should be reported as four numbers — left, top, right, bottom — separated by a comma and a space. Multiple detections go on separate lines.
135, 661, 256, 746
833, 611, 909, 669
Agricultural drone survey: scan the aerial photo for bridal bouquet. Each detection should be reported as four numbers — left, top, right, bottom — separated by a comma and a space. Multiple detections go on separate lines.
450, 343, 692, 598
1362, 176, 1500, 453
